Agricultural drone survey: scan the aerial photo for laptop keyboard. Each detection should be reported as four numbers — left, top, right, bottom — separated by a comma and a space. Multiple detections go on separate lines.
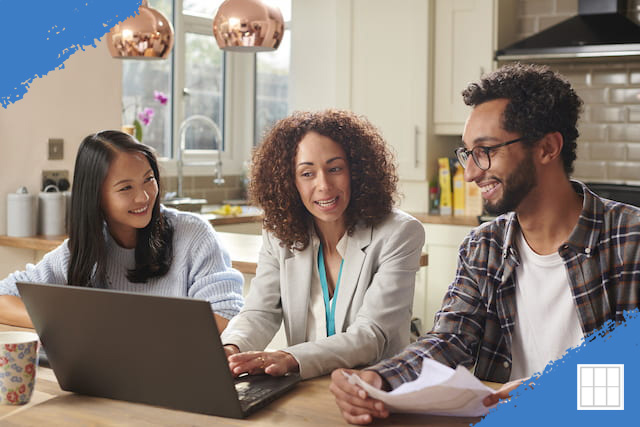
235, 380, 273, 403
233, 373, 301, 415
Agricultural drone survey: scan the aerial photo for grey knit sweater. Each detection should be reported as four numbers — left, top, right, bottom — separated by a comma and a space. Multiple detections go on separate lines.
0, 207, 244, 319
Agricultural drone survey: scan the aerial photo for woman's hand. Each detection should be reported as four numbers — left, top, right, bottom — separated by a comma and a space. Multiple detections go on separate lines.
224, 344, 240, 357
227, 350, 299, 377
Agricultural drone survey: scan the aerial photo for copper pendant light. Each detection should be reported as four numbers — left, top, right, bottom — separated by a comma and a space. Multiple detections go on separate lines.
213, 0, 284, 52
106, 0, 174, 59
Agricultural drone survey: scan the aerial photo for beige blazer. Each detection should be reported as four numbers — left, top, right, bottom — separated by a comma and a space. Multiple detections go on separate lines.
221, 209, 425, 378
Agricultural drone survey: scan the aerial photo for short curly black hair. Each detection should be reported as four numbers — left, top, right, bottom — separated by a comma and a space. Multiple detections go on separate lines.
462, 63, 583, 175
249, 109, 398, 250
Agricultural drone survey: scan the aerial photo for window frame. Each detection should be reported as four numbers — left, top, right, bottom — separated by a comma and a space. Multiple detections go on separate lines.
253, 20, 291, 147
160, 0, 254, 177
158, 0, 289, 177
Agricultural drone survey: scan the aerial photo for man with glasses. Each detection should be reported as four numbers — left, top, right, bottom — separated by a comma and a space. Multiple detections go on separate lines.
330, 63, 640, 425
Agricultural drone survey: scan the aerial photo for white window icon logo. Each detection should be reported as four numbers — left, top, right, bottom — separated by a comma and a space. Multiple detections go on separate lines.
577, 364, 624, 410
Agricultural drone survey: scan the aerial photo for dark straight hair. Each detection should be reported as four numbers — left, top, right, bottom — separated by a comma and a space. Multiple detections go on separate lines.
67, 130, 174, 287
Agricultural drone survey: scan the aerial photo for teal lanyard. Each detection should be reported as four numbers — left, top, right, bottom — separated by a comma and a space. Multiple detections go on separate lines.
318, 244, 344, 336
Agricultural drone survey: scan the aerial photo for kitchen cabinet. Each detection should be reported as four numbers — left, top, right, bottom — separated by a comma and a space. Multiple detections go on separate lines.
421, 223, 473, 331
349, 0, 429, 181
433, 0, 517, 135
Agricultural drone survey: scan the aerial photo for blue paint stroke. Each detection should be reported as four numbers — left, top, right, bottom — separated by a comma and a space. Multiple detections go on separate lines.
0, 0, 142, 108
479, 309, 640, 426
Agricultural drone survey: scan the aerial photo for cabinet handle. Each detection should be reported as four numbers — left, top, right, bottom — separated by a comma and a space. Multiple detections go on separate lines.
480, 67, 485, 78
414, 126, 419, 168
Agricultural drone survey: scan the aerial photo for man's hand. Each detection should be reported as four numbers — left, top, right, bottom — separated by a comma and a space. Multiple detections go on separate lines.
329, 369, 389, 425
227, 350, 299, 377
483, 377, 529, 407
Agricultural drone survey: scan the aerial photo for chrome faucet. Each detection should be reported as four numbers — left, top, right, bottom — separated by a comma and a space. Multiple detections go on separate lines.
176, 115, 225, 198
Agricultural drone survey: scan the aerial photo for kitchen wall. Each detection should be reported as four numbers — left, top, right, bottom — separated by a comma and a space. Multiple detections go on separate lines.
515, 0, 640, 184
0, 39, 121, 272
0, 40, 122, 237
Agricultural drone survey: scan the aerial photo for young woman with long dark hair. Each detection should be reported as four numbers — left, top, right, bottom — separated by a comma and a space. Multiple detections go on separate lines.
0, 130, 243, 331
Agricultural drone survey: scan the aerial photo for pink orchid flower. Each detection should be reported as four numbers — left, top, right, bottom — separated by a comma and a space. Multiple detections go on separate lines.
137, 107, 155, 126
154, 90, 168, 105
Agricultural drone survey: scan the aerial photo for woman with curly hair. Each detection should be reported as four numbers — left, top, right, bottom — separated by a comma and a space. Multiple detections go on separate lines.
221, 109, 425, 379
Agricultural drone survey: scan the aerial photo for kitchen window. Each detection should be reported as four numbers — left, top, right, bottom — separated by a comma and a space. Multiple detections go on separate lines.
121, 0, 291, 175
255, 29, 291, 145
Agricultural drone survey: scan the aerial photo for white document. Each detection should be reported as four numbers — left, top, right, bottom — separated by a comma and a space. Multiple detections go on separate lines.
346, 358, 497, 417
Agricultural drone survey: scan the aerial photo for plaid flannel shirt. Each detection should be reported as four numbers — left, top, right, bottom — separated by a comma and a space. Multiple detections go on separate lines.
370, 180, 640, 387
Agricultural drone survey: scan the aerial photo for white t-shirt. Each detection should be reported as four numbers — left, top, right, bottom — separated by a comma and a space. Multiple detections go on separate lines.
510, 230, 584, 380
306, 233, 349, 341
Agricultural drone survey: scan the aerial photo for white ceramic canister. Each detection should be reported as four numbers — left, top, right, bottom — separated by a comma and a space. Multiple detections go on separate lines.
38, 186, 66, 236
6, 187, 36, 237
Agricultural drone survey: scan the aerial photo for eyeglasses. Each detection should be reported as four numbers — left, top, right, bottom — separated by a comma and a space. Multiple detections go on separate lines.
454, 137, 525, 171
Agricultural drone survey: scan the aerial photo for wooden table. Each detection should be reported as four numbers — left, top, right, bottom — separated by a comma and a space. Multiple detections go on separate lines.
0, 324, 490, 426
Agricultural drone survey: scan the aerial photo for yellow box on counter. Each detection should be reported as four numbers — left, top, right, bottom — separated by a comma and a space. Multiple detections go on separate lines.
453, 163, 465, 216
465, 181, 483, 217
438, 158, 452, 215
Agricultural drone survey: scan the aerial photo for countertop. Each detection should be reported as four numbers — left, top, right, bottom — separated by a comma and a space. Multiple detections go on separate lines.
0, 232, 261, 276
1, 209, 469, 273
408, 212, 480, 226
201, 204, 481, 228
0, 230, 427, 274
200, 204, 263, 226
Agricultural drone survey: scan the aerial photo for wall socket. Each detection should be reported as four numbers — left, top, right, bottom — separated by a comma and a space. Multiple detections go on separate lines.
48, 138, 64, 160
42, 170, 69, 191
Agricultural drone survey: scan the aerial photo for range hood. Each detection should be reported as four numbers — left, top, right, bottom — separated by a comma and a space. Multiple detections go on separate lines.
496, 0, 640, 61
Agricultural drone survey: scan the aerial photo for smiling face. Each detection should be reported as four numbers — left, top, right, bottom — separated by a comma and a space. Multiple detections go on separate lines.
462, 98, 537, 216
100, 150, 158, 248
294, 132, 351, 233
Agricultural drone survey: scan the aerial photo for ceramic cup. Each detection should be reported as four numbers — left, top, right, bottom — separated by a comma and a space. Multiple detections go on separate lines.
0, 332, 39, 405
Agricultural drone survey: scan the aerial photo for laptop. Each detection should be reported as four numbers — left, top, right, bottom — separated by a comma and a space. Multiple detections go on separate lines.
17, 281, 300, 418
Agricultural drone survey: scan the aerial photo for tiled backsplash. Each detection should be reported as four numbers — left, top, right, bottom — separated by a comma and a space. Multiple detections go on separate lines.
160, 175, 246, 204
515, 0, 640, 184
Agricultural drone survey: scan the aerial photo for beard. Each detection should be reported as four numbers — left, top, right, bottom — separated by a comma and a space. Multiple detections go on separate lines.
483, 154, 537, 216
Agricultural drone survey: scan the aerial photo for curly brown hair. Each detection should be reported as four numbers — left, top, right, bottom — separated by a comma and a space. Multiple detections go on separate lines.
462, 63, 583, 175
249, 109, 398, 250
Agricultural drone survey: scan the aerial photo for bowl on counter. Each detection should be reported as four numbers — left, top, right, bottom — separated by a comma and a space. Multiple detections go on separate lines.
162, 197, 208, 213
201, 204, 263, 234
201, 204, 262, 217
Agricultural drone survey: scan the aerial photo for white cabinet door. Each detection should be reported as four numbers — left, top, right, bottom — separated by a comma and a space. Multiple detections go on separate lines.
433, 0, 495, 134
422, 223, 473, 331
350, 0, 428, 181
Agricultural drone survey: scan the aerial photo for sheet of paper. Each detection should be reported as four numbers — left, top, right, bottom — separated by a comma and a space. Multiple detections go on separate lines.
347, 358, 497, 417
